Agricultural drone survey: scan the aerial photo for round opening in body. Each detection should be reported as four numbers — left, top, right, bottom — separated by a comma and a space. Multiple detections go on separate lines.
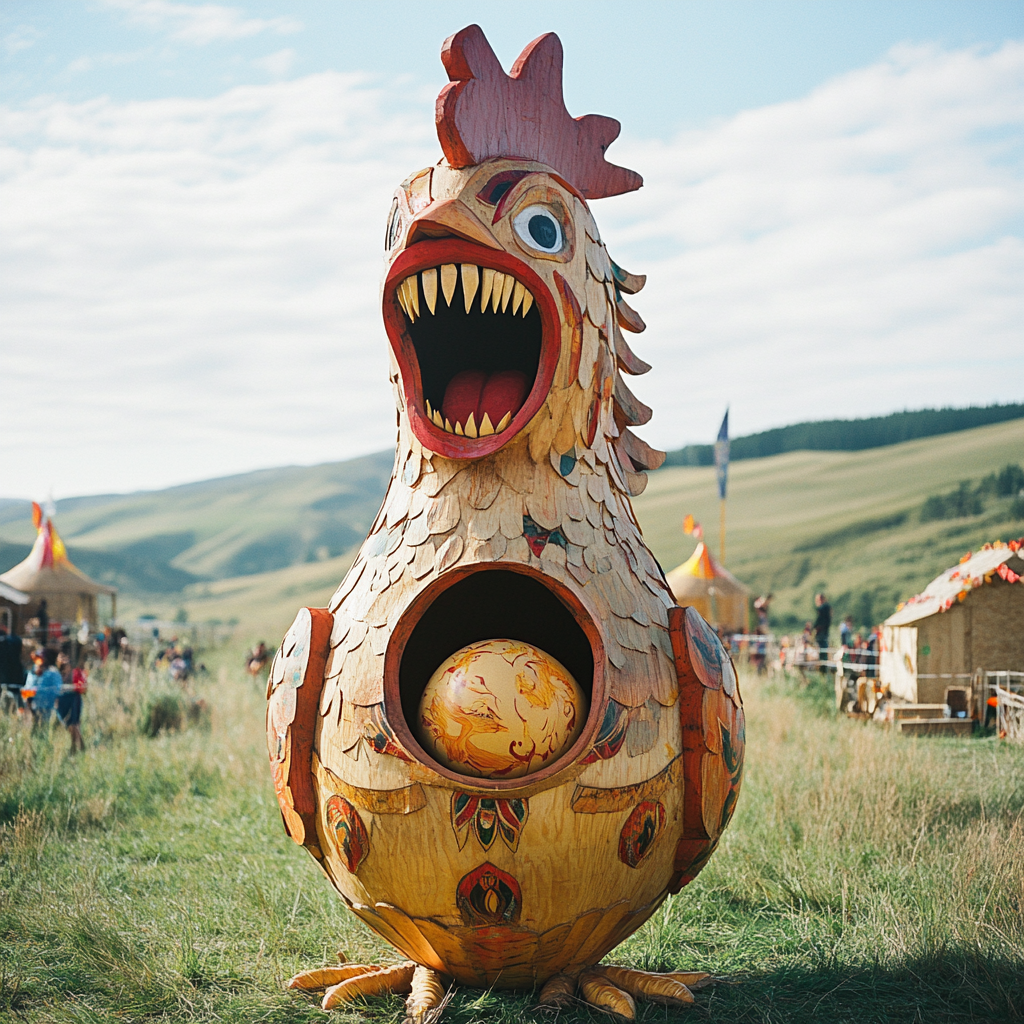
384, 565, 604, 790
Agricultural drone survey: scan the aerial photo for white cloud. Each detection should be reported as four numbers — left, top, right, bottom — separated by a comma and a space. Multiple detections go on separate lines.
253, 47, 296, 78
0, 73, 436, 498
103, 0, 302, 45
3, 25, 42, 55
602, 42, 1024, 445
0, 42, 1020, 499
66, 49, 151, 75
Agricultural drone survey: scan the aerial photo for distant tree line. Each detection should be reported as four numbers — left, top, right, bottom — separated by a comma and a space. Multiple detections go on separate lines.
921, 463, 1024, 522
663, 403, 1024, 467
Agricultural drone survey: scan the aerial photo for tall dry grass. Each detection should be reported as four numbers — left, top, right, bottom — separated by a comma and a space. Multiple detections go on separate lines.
614, 671, 1024, 1020
0, 657, 1020, 1022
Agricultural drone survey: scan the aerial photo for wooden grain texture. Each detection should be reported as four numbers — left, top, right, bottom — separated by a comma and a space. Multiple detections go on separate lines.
269, 23, 743, 1000
322, 962, 416, 1009
266, 607, 332, 848
288, 964, 384, 991
437, 26, 641, 200
613, 324, 652, 376
404, 964, 447, 1022
580, 972, 636, 1019
611, 261, 646, 295
596, 965, 694, 1006
571, 754, 681, 813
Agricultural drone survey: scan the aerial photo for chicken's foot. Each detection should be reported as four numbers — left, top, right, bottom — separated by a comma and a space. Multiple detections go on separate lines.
537, 966, 714, 1021
287, 959, 417, 1010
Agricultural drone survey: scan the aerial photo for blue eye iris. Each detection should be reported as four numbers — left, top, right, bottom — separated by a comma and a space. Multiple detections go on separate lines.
528, 214, 557, 250
513, 204, 564, 253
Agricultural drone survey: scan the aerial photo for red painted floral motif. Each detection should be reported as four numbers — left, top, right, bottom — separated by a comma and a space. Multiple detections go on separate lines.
456, 862, 522, 925
452, 793, 528, 852
324, 794, 369, 874
618, 800, 665, 868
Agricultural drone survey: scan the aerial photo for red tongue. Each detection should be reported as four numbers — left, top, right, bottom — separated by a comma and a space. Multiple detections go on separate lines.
442, 370, 529, 431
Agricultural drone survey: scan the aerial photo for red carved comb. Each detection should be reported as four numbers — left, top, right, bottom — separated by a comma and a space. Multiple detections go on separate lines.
436, 25, 642, 201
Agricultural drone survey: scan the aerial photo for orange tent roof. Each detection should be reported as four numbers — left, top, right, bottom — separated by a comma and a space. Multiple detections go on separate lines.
667, 542, 748, 592
665, 542, 749, 631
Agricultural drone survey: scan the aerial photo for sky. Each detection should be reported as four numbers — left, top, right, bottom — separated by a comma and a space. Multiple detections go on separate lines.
1, 0, 1022, 500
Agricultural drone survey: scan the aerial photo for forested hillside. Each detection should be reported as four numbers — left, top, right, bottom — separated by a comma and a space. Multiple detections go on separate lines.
663, 402, 1024, 466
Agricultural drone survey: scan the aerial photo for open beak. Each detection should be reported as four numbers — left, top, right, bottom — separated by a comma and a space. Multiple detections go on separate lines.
383, 203, 561, 459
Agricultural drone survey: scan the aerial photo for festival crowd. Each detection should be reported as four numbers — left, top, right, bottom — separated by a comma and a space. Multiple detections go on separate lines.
0, 611, 128, 752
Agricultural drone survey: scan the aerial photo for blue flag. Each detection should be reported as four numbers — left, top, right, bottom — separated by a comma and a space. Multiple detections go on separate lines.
714, 409, 729, 500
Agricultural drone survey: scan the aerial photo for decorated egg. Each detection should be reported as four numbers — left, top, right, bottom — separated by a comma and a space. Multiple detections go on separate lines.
416, 639, 587, 779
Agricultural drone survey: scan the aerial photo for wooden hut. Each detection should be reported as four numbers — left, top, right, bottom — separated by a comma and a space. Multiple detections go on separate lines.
0, 579, 30, 634
0, 509, 116, 636
666, 541, 750, 633
881, 540, 1024, 705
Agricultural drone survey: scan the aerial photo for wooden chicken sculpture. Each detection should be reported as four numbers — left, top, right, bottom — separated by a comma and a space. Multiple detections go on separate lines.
268, 25, 744, 1020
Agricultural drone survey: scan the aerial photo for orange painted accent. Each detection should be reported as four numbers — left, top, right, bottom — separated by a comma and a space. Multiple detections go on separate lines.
272, 607, 332, 847
553, 271, 583, 385
669, 606, 709, 844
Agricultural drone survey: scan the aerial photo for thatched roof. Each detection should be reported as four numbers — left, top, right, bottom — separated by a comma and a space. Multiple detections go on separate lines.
665, 542, 750, 632
886, 539, 1023, 626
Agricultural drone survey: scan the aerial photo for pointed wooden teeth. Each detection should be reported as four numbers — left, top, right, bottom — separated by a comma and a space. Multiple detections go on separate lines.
426, 405, 516, 436
398, 268, 534, 320
421, 268, 437, 314
511, 280, 525, 315
461, 264, 479, 313
440, 264, 457, 306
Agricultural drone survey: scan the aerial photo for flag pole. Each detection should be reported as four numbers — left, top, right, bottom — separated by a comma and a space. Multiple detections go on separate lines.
714, 408, 730, 567
720, 497, 726, 566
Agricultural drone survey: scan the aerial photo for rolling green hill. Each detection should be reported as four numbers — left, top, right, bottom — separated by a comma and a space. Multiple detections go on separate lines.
0, 452, 394, 592
639, 418, 1024, 631
2, 420, 1022, 638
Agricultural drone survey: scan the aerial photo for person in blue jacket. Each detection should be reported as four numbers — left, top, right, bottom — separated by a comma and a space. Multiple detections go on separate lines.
28, 647, 62, 726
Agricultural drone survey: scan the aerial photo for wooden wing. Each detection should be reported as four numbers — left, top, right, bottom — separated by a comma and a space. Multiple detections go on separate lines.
266, 607, 332, 850
667, 605, 745, 893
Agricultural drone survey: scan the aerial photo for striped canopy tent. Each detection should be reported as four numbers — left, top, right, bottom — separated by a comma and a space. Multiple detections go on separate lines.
0, 505, 116, 631
666, 541, 750, 634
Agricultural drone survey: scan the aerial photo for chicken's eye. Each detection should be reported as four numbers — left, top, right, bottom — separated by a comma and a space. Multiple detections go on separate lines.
513, 206, 563, 254
385, 199, 402, 251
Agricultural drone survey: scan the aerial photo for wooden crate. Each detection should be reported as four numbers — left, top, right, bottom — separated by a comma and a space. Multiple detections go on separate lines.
887, 703, 947, 722
898, 718, 974, 738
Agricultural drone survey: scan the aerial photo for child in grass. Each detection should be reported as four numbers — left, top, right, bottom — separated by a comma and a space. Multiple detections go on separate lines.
56, 653, 86, 754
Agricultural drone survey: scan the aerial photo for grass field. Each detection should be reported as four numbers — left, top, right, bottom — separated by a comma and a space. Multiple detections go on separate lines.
1, 645, 1021, 1023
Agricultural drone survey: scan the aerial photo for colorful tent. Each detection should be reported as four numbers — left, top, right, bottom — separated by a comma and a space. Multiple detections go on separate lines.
666, 541, 749, 633
0, 503, 116, 633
